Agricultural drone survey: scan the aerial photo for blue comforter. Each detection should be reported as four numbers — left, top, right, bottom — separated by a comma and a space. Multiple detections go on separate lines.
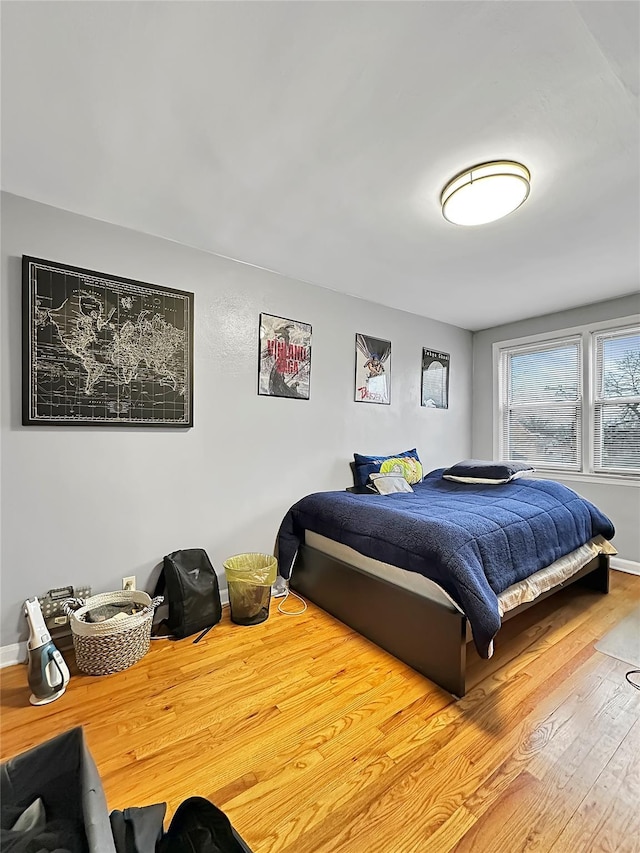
276, 470, 615, 658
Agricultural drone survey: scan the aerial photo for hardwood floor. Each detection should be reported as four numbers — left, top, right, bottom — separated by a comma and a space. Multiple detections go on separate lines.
2, 570, 639, 852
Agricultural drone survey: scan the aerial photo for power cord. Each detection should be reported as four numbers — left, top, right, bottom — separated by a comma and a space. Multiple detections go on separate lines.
625, 669, 640, 690
277, 586, 307, 616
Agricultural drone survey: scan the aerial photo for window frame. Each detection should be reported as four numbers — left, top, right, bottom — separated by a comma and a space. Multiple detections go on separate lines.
498, 335, 583, 472
592, 327, 640, 475
493, 316, 640, 484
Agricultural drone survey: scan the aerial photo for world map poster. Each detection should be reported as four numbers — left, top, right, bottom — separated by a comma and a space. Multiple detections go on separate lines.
22, 257, 194, 426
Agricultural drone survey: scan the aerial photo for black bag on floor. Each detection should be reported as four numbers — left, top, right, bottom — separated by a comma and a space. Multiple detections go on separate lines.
155, 549, 222, 640
2, 729, 253, 853
157, 797, 251, 853
110, 803, 166, 853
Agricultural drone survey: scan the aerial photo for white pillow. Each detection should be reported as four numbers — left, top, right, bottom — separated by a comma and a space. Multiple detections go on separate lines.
369, 473, 414, 495
443, 469, 531, 485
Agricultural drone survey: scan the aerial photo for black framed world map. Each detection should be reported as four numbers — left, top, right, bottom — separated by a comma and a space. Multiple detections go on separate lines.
22, 256, 194, 426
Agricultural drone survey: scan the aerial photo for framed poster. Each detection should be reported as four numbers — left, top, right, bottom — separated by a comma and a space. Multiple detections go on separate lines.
355, 334, 391, 404
23, 256, 194, 426
258, 313, 312, 399
421, 348, 450, 409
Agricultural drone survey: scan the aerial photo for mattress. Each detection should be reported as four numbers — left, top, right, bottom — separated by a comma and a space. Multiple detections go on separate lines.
279, 474, 615, 658
305, 530, 616, 623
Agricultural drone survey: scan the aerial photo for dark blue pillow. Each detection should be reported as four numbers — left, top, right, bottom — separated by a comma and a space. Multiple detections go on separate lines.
442, 459, 534, 484
353, 448, 423, 486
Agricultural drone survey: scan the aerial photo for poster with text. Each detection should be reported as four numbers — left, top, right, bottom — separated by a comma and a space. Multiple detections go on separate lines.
259, 313, 312, 399
355, 334, 391, 404
421, 348, 450, 409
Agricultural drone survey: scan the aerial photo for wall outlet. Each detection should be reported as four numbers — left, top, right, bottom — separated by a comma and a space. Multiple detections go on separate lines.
122, 576, 136, 591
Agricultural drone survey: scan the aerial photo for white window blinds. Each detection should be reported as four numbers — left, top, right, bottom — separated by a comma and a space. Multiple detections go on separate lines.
499, 338, 582, 470
594, 328, 640, 473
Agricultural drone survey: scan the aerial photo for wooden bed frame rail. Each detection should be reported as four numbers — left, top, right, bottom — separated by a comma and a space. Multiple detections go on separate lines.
290, 545, 610, 698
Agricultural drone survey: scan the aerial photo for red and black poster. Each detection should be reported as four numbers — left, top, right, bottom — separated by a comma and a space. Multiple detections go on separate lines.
259, 313, 312, 399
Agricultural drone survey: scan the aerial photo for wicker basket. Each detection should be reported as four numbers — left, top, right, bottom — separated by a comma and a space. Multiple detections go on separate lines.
65, 590, 163, 676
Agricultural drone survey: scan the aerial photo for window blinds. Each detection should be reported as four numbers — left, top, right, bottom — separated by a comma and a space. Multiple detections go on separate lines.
500, 339, 581, 470
594, 329, 640, 472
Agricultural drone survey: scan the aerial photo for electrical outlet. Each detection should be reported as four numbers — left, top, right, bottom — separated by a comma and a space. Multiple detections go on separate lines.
122, 576, 136, 591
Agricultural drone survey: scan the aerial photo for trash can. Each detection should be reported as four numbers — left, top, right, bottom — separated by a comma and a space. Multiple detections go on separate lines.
223, 553, 277, 626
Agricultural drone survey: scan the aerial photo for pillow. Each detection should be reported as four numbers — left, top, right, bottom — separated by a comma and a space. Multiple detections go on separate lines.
353, 448, 423, 486
369, 473, 415, 495
442, 459, 535, 484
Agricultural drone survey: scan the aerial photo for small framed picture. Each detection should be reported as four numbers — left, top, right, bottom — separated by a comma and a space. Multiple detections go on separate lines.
258, 313, 312, 399
421, 348, 450, 409
355, 334, 391, 404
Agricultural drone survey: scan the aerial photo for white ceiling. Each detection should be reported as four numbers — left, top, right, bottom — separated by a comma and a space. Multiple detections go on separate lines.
2, 1, 638, 331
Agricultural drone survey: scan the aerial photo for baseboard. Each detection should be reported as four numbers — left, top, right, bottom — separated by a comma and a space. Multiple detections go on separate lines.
1, 642, 27, 669
611, 557, 640, 576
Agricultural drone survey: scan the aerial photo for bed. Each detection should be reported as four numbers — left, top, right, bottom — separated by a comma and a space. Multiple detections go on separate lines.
276, 468, 615, 697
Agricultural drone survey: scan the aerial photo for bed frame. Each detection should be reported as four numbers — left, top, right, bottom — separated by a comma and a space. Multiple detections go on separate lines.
290, 544, 610, 698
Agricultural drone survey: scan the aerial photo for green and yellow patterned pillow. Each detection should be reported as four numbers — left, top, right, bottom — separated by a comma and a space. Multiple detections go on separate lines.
379, 456, 423, 484
353, 448, 423, 486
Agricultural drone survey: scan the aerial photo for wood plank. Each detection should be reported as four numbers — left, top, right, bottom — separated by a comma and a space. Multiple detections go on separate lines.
552, 718, 640, 853
1, 571, 638, 853
454, 658, 640, 852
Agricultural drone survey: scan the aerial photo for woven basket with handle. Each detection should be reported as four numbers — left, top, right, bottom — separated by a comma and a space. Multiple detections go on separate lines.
65, 590, 163, 676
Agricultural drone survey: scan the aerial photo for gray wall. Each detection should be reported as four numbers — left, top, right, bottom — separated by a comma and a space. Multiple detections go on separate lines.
0, 192, 472, 646
473, 294, 640, 561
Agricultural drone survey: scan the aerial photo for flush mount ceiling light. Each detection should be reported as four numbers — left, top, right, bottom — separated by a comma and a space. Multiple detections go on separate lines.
441, 160, 530, 226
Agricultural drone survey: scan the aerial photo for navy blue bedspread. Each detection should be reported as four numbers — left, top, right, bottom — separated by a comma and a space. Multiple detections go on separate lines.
276, 470, 615, 658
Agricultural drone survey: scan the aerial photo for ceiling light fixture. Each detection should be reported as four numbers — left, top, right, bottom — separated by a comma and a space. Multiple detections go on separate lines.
441, 160, 530, 226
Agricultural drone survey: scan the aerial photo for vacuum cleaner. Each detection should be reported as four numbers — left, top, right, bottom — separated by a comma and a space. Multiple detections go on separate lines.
24, 597, 70, 706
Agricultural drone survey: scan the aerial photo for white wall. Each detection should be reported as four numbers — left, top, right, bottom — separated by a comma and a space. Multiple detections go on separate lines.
472, 294, 640, 562
0, 192, 473, 645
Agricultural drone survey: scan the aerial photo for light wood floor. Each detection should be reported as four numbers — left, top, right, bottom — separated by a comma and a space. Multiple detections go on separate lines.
2, 570, 639, 853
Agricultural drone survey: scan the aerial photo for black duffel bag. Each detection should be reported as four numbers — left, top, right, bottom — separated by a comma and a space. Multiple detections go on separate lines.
157, 797, 251, 853
110, 798, 251, 853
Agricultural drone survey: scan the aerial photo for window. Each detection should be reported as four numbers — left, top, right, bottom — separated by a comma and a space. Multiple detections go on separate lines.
594, 329, 640, 472
497, 322, 640, 476
499, 337, 582, 471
